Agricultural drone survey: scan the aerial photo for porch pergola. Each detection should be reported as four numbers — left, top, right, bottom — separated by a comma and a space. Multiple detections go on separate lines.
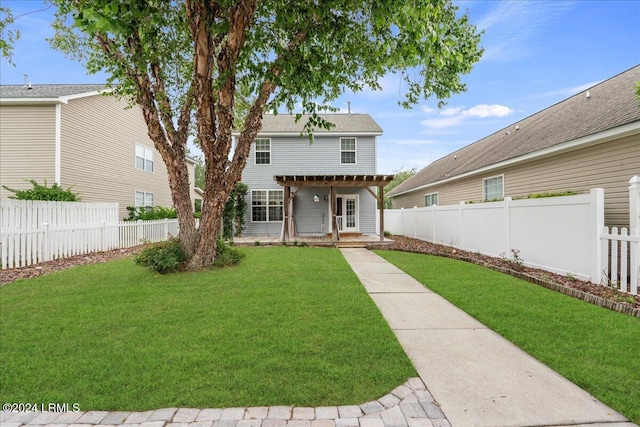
274, 174, 395, 242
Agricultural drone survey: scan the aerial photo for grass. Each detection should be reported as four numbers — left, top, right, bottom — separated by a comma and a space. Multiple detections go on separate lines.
375, 250, 640, 424
0, 247, 415, 411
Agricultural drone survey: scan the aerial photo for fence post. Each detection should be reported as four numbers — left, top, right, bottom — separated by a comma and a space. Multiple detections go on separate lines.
630, 175, 640, 232
43, 222, 50, 262
432, 203, 437, 243
458, 201, 465, 249
591, 188, 605, 285
164, 218, 169, 240
503, 197, 512, 256
100, 221, 106, 251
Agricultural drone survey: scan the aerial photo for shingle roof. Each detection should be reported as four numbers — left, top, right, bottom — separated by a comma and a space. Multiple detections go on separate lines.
256, 113, 383, 134
388, 65, 640, 197
0, 84, 108, 99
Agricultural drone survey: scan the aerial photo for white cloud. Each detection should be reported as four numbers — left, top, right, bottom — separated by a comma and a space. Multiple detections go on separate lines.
420, 103, 514, 129
463, 104, 513, 118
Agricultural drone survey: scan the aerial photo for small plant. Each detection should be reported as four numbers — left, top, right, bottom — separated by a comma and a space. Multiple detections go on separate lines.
134, 237, 186, 274
383, 230, 392, 238
213, 239, 245, 268
293, 240, 298, 246
566, 272, 576, 282
502, 249, 524, 271
299, 241, 308, 247
254, 240, 261, 246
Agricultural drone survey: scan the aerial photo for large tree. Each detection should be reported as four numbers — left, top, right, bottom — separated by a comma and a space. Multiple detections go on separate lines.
51, 0, 482, 270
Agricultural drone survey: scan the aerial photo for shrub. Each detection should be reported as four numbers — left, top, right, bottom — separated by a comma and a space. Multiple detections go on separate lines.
214, 239, 245, 268
134, 237, 186, 273
125, 206, 177, 221
2, 179, 80, 201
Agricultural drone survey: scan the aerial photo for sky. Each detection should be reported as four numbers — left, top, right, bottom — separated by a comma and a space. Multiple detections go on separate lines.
1, 0, 639, 174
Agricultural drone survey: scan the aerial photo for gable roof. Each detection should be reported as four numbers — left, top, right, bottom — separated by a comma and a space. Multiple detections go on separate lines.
388, 65, 640, 197
237, 113, 383, 136
0, 84, 109, 104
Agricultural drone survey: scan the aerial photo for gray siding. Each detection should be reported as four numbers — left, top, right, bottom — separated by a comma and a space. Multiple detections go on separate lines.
241, 134, 378, 236
0, 105, 56, 198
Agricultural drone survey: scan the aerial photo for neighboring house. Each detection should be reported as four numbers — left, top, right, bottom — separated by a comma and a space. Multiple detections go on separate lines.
0, 84, 202, 219
388, 65, 640, 229
236, 113, 393, 240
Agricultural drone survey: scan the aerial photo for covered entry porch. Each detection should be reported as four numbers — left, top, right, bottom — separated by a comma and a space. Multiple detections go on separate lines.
273, 174, 394, 242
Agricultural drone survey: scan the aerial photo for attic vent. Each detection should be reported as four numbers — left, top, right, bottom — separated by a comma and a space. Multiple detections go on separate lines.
586, 90, 591, 99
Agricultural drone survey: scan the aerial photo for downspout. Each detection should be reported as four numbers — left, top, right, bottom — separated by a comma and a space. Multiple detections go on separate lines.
55, 104, 61, 184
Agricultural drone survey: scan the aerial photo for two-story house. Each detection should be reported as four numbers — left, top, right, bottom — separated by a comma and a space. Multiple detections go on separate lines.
237, 113, 393, 241
0, 84, 202, 220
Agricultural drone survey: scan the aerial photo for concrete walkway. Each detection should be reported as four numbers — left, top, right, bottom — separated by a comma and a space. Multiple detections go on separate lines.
340, 248, 636, 427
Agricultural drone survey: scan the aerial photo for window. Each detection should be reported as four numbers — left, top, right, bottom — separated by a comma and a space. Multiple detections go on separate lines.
135, 144, 154, 172
255, 138, 271, 165
483, 176, 504, 201
425, 193, 438, 207
340, 137, 356, 164
252, 190, 283, 222
135, 191, 154, 209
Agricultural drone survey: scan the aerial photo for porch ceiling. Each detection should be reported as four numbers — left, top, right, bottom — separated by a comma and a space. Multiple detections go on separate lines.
274, 174, 395, 187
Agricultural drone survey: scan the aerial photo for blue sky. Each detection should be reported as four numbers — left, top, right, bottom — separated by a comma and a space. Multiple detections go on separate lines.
1, 0, 639, 174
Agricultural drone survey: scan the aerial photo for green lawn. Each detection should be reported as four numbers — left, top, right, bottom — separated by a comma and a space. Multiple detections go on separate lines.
375, 250, 640, 424
0, 247, 415, 411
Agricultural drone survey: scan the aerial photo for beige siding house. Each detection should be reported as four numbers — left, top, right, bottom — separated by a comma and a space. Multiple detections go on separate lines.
388, 65, 640, 229
0, 84, 201, 220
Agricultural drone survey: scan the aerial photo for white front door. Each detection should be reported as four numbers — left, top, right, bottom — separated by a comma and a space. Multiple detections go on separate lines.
336, 195, 358, 232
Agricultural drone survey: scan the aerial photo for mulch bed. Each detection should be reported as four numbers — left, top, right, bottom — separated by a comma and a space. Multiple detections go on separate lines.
372, 235, 639, 317
0, 246, 143, 285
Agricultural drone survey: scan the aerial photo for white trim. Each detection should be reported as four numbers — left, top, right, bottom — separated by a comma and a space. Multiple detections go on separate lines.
58, 89, 112, 102
424, 192, 438, 207
340, 137, 357, 165
0, 89, 113, 106
232, 131, 382, 137
482, 174, 504, 201
250, 189, 284, 223
329, 194, 359, 232
389, 121, 640, 197
254, 138, 271, 165
55, 104, 62, 184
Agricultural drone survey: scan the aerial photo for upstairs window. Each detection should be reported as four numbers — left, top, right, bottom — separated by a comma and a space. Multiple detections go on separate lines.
135, 144, 154, 172
483, 175, 504, 201
340, 137, 356, 164
255, 138, 271, 165
425, 193, 438, 207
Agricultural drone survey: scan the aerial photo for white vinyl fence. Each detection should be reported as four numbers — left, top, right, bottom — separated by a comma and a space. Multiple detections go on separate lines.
1, 200, 179, 269
381, 180, 640, 295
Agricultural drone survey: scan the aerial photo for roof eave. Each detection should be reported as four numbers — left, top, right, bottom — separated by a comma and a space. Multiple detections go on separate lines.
389, 120, 640, 198
231, 131, 382, 137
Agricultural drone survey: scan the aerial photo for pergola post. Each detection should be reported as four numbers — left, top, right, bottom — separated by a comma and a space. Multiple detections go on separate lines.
331, 186, 339, 241
379, 185, 385, 241
281, 185, 291, 242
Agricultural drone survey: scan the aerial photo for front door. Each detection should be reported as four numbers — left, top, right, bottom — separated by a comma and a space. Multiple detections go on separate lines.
336, 195, 358, 232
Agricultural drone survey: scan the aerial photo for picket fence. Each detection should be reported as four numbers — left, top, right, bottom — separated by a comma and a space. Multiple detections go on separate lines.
1, 199, 119, 229
381, 179, 640, 295
1, 218, 179, 269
